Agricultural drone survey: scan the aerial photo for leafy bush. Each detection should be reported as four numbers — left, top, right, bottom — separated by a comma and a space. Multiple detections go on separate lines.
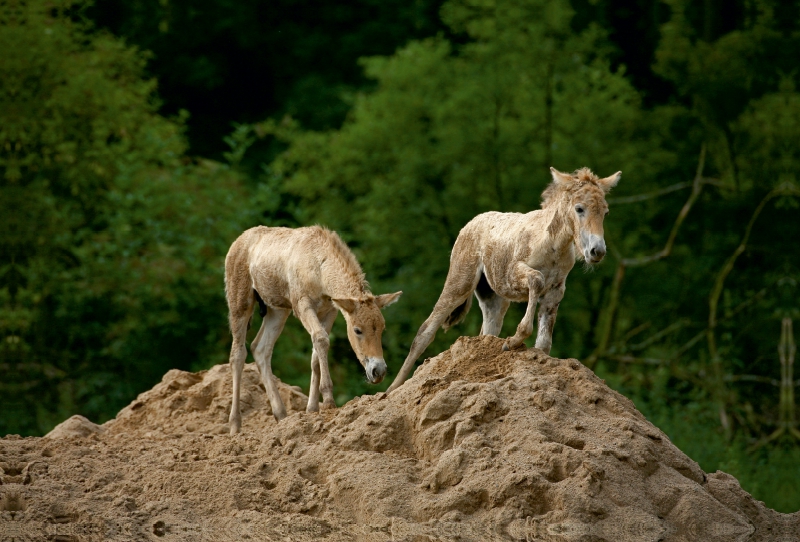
0, 1, 252, 434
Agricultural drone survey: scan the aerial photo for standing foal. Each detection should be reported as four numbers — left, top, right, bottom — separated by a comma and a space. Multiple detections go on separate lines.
387, 167, 620, 393
226, 225, 401, 433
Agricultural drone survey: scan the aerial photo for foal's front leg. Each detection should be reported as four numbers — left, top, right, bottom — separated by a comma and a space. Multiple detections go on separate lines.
306, 308, 337, 413
534, 280, 566, 355
295, 297, 336, 410
502, 262, 545, 351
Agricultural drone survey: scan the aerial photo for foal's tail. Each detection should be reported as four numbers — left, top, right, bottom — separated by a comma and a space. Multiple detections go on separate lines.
442, 295, 473, 331
224, 231, 262, 332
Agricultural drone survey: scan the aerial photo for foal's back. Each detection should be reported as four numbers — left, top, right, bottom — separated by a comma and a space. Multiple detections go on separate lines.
244, 225, 324, 267
462, 210, 554, 266
229, 225, 363, 306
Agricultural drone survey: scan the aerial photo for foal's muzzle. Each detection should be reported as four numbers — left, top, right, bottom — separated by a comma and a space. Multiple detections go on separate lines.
589, 245, 606, 262
582, 233, 607, 264
365, 358, 387, 384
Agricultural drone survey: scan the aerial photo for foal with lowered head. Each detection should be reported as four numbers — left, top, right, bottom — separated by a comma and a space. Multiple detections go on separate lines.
226, 226, 401, 434
387, 167, 620, 393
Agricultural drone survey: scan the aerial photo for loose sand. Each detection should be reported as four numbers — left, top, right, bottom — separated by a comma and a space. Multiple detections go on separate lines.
1, 335, 797, 541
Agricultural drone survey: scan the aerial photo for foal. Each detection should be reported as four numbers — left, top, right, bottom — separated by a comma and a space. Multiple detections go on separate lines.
387, 167, 620, 393
226, 225, 401, 434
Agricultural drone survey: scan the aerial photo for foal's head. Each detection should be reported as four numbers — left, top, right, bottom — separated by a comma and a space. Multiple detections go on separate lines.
543, 167, 621, 264
332, 292, 402, 384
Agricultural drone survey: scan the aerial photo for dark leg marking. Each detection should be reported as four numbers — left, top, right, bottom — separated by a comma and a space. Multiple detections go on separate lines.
443, 296, 473, 330
475, 272, 496, 302
254, 289, 267, 318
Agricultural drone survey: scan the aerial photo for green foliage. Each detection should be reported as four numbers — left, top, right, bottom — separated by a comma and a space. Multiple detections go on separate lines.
0, 1, 251, 435
88, 0, 449, 156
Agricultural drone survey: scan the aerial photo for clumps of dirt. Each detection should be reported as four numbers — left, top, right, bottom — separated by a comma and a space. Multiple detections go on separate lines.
1, 335, 797, 542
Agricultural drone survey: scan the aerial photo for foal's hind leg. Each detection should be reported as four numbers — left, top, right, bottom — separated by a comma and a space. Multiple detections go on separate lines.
228, 297, 255, 435
502, 262, 545, 351
474, 274, 511, 336
251, 306, 291, 421
387, 249, 482, 393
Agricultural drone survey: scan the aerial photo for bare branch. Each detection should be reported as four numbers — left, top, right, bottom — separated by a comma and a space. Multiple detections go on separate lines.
586, 262, 625, 368
707, 190, 780, 357
724, 374, 780, 386
628, 319, 689, 353
600, 281, 768, 372
586, 145, 708, 369
749, 318, 800, 450
675, 287, 769, 358
778, 318, 797, 431
607, 177, 727, 205
608, 355, 669, 365
705, 187, 797, 436
607, 182, 692, 205
621, 145, 707, 268
621, 321, 651, 343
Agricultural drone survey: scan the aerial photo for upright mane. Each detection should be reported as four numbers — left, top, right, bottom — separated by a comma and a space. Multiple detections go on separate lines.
315, 226, 370, 295
540, 167, 601, 209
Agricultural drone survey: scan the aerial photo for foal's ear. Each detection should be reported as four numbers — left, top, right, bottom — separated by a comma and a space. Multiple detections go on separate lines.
597, 171, 621, 193
549, 167, 573, 186
332, 298, 358, 313
375, 291, 403, 309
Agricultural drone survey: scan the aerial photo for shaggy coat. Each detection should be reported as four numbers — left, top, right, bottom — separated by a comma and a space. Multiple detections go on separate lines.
225, 225, 401, 433
387, 167, 620, 393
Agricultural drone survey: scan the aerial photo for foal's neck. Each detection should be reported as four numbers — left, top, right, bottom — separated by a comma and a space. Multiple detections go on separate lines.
544, 196, 577, 252
320, 258, 370, 299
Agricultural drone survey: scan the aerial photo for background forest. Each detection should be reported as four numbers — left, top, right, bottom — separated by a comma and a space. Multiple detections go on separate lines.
2, 0, 799, 511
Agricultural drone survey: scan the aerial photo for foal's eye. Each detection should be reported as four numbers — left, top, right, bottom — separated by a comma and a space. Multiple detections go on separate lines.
575, 205, 585, 215
354, 327, 363, 336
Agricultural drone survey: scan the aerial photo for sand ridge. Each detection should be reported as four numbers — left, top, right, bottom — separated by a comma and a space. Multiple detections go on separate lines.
1, 335, 798, 541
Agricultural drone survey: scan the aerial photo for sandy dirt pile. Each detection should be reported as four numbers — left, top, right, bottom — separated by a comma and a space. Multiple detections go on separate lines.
1, 335, 798, 541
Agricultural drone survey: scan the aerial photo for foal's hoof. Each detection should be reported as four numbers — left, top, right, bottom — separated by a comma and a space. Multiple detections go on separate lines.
321, 402, 336, 411
502, 339, 525, 352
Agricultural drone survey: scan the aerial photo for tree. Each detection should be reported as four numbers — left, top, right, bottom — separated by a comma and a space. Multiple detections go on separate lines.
88, 0, 449, 157
0, 0, 250, 435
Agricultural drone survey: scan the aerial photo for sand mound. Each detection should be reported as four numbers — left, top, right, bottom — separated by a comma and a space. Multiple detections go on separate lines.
1, 335, 797, 541
104, 364, 309, 437
44, 415, 104, 440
